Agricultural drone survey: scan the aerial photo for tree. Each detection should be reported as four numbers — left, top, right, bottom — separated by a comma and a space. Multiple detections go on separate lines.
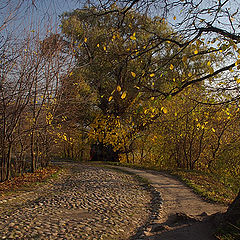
77, 0, 240, 224
60, 5, 217, 162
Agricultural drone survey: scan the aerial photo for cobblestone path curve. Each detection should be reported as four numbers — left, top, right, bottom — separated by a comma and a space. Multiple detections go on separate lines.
0, 163, 161, 240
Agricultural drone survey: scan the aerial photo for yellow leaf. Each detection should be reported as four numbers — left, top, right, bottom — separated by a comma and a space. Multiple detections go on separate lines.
173, 78, 176, 82
194, 49, 198, 54
173, 16, 176, 20
170, 64, 174, 70
163, 108, 167, 114
117, 85, 121, 92
84, 37, 87, 43
209, 67, 214, 74
97, 43, 100, 48
121, 91, 127, 99
212, 128, 216, 132
236, 78, 240, 83
182, 56, 187, 62
108, 96, 113, 102
150, 73, 155, 77
144, 109, 148, 114
69, 72, 73, 76
235, 60, 240, 66
188, 72, 192, 77
207, 61, 211, 66
130, 33, 136, 40
103, 46, 107, 51
131, 72, 136, 77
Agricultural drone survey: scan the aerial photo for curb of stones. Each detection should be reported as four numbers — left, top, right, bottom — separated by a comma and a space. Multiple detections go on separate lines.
104, 165, 163, 239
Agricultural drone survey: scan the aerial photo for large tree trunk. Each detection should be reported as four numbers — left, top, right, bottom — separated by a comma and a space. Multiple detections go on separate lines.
225, 189, 240, 225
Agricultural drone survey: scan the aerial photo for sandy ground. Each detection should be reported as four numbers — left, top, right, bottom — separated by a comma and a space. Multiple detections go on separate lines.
112, 166, 228, 240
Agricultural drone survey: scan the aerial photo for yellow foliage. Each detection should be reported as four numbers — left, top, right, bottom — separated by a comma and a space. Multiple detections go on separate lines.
182, 56, 187, 62
121, 91, 127, 99
131, 72, 136, 77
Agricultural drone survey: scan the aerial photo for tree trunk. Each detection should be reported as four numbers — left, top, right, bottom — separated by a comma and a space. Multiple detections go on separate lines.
225, 189, 240, 225
6, 143, 12, 180
30, 132, 36, 173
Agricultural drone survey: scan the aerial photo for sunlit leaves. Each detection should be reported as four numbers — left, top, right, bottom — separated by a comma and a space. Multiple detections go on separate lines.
236, 78, 240, 84
161, 107, 167, 114
131, 72, 136, 77
150, 73, 155, 77
121, 91, 127, 99
117, 85, 121, 92
130, 32, 136, 40
194, 49, 198, 54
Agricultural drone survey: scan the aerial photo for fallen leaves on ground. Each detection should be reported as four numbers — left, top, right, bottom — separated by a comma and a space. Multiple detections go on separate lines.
0, 166, 60, 195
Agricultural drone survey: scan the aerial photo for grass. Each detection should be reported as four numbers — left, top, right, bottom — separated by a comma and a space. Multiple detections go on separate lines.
168, 169, 236, 205
215, 222, 240, 240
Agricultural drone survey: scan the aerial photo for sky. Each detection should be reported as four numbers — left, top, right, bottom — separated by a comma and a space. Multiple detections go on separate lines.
0, 0, 84, 39
1, 0, 239, 42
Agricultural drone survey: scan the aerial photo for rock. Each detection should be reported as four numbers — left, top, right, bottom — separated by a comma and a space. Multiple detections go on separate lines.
150, 224, 166, 232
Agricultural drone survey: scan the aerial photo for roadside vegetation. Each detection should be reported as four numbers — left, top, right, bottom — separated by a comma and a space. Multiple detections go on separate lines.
0, 1, 240, 239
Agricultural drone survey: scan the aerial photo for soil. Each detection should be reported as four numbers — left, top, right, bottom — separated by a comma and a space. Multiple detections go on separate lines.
112, 166, 228, 240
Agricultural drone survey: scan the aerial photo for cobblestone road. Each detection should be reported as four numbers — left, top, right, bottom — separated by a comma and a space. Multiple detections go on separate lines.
0, 163, 162, 240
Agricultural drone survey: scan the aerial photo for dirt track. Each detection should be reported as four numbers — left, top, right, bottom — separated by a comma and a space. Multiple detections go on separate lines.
112, 166, 228, 240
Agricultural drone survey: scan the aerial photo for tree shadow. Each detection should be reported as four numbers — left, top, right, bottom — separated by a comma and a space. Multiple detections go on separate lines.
130, 208, 224, 240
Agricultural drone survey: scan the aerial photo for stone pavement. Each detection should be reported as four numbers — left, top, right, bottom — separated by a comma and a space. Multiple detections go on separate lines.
0, 163, 162, 240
